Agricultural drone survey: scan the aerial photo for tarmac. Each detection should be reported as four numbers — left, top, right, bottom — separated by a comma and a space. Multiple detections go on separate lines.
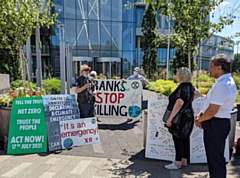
0, 90, 240, 178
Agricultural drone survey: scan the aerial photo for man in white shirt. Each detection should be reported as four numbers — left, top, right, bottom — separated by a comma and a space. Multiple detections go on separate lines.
195, 54, 237, 178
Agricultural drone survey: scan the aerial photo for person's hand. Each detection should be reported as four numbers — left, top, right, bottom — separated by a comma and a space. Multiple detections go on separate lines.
194, 118, 202, 128
84, 83, 91, 89
92, 91, 97, 96
166, 119, 172, 127
140, 78, 144, 82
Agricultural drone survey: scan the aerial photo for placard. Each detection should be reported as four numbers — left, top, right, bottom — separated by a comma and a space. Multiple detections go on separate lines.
59, 117, 100, 149
42, 94, 80, 151
95, 79, 142, 119
145, 96, 229, 163
7, 97, 47, 154
190, 98, 229, 163
145, 96, 175, 161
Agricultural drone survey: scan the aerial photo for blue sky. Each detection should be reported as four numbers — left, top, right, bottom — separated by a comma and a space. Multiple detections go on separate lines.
210, 0, 240, 54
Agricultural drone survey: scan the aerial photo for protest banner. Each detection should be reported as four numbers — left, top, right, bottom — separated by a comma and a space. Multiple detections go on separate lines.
42, 94, 80, 151
7, 97, 47, 154
145, 96, 229, 163
59, 117, 100, 149
95, 79, 142, 119
145, 96, 175, 161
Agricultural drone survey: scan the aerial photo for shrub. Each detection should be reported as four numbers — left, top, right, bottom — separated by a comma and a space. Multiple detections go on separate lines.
10, 80, 36, 89
42, 78, 61, 94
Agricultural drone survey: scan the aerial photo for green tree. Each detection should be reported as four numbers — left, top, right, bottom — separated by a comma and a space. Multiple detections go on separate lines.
0, 0, 57, 89
232, 53, 240, 73
172, 47, 195, 75
141, 3, 158, 79
144, 0, 236, 72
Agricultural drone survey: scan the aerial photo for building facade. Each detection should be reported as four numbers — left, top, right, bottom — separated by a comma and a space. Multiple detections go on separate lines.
25, 0, 234, 82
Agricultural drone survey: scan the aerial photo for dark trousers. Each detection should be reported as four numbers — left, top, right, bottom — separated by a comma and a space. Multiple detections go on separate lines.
78, 103, 95, 118
172, 135, 190, 162
202, 118, 230, 178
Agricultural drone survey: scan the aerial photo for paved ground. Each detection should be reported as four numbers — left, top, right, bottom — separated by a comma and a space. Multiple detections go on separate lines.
0, 90, 240, 178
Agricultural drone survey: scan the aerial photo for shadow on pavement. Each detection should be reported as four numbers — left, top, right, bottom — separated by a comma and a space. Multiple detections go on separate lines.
98, 120, 141, 131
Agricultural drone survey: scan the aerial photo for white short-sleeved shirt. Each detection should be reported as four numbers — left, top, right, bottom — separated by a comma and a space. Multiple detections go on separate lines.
127, 75, 146, 84
201, 73, 237, 119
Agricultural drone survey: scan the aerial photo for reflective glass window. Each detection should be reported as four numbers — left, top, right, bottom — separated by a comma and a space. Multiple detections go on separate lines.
64, 0, 76, 19
164, 16, 174, 29
123, 23, 134, 51
100, 0, 111, 20
87, 0, 99, 20
54, 0, 64, 19
100, 21, 111, 51
122, 51, 135, 78
76, 20, 89, 50
89, 20, 101, 50
77, 50, 89, 56
170, 48, 176, 62
100, 50, 112, 57
156, 10, 161, 28
65, 20, 76, 47
76, 0, 88, 20
112, 22, 122, 51
123, 0, 135, 22
112, 0, 122, 21
158, 48, 167, 62
136, 6, 145, 27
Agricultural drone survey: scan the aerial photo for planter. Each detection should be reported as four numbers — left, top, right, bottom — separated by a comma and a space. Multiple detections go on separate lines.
0, 107, 11, 141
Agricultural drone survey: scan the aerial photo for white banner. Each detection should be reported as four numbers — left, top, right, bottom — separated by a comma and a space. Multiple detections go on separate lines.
145, 96, 229, 163
95, 79, 142, 119
145, 96, 175, 161
59, 117, 100, 149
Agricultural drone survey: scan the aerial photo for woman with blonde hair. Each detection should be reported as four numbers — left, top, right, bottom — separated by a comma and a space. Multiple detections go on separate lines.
164, 67, 200, 170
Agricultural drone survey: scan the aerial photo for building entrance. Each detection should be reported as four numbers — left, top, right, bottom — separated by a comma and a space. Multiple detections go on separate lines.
96, 57, 122, 79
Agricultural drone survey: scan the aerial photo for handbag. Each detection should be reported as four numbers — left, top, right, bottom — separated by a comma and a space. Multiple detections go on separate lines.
162, 91, 194, 125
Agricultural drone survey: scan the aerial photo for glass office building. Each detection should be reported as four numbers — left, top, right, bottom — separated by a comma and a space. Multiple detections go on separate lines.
49, 0, 136, 79
25, 0, 233, 81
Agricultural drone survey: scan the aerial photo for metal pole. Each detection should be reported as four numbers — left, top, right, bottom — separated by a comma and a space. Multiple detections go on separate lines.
166, 0, 171, 80
166, 16, 171, 80
59, 24, 66, 94
66, 42, 71, 94
26, 38, 32, 82
36, 28, 42, 87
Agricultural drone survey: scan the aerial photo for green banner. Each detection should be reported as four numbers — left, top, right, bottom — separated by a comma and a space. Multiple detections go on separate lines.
7, 97, 47, 154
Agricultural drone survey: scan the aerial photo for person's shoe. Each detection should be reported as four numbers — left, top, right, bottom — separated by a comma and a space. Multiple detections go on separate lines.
97, 118, 101, 122
164, 163, 180, 170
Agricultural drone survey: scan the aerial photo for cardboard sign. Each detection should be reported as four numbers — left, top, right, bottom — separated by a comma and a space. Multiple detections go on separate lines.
190, 98, 229, 163
59, 117, 100, 149
7, 97, 47, 154
95, 79, 142, 119
145, 96, 175, 161
42, 94, 80, 151
145, 96, 229, 163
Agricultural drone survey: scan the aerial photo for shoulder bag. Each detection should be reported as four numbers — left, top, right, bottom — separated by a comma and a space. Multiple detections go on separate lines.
162, 91, 194, 125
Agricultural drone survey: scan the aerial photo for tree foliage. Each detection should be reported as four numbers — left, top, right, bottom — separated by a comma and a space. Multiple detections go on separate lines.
141, 3, 158, 79
144, 0, 237, 72
0, 0, 57, 87
232, 53, 240, 73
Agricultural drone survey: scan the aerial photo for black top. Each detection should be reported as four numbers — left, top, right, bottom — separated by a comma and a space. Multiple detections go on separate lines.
75, 76, 95, 104
167, 82, 195, 138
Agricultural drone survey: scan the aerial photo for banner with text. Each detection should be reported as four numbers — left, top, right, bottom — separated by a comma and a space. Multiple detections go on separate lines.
7, 97, 47, 154
95, 79, 142, 119
59, 117, 100, 149
145, 96, 229, 163
42, 94, 80, 151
